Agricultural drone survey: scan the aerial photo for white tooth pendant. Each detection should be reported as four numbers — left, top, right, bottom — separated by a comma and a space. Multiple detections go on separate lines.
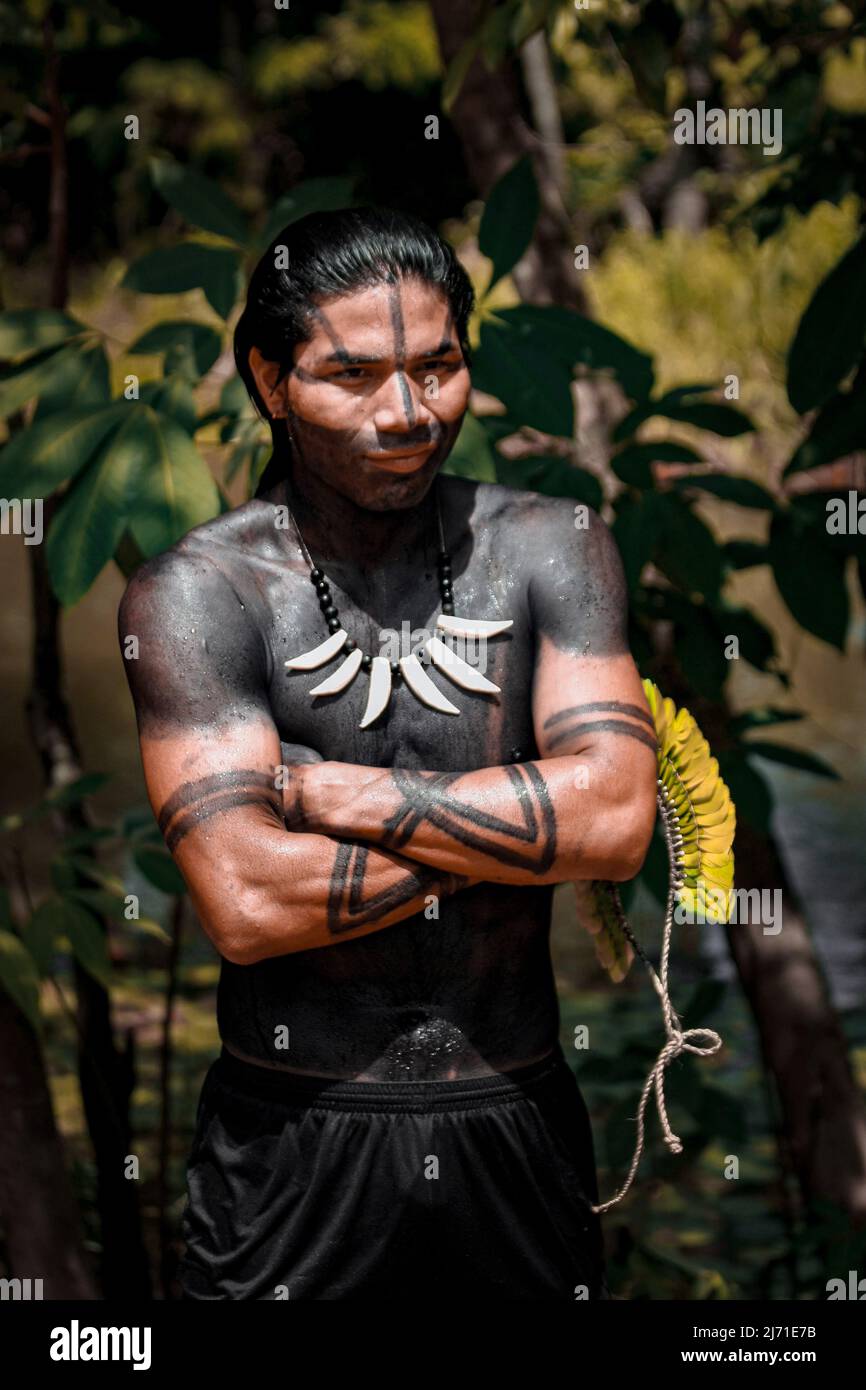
359, 656, 392, 729
285, 628, 348, 671
425, 635, 501, 694
436, 614, 513, 639
308, 646, 364, 697
399, 653, 461, 715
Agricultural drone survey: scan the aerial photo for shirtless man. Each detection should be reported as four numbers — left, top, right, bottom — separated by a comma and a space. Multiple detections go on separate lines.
118, 206, 658, 1300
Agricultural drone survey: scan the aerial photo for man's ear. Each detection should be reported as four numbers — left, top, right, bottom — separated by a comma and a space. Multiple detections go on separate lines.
248, 345, 288, 418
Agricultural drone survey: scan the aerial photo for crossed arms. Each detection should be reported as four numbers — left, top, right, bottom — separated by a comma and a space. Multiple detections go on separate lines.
118, 498, 657, 965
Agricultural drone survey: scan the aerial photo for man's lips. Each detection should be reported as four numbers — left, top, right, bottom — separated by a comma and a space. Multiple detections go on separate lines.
362, 443, 437, 470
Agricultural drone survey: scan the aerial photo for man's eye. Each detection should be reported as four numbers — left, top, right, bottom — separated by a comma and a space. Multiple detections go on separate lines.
334, 368, 368, 380
419, 358, 458, 372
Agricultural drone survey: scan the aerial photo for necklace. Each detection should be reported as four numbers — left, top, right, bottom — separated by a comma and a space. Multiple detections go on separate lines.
284, 478, 513, 729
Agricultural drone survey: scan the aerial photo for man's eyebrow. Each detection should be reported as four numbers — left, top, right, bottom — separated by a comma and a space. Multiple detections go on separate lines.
316, 338, 459, 367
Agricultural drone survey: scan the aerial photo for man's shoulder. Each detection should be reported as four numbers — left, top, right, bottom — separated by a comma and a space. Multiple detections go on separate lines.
445, 473, 606, 552
117, 496, 275, 626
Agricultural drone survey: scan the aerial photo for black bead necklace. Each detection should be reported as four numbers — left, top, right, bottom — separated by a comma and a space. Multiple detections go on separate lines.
286, 478, 454, 681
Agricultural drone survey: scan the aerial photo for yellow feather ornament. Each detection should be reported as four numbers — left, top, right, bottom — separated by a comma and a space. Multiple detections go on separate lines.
574, 679, 737, 1213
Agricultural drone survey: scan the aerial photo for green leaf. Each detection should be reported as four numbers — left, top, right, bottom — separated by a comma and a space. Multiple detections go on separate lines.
612, 491, 664, 591
723, 540, 769, 570
257, 177, 358, 249
612, 442, 701, 488
496, 454, 603, 511
139, 376, 197, 432
0, 402, 128, 498
676, 606, 730, 701
712, 604, 777, 672
133, 845, 187, 896
0, 928, 41, 1033
0, 309, 83, 356
785, 382, 866, 476
730, 707, 803, 735
490, 304, 654, 402
717, 750, 774, 834
441, 31, 483, 113
33, 343, 111, 419
614, 385, 753, 442
150, 157, 249, 244
745, 741, 839, 780
443, 412, 497, 481
45, 406, 153, 605
478, 155, 540, 289
59, 898, 112, 987
0, 343, 85, 419
769, 510, 849, 649
126, 408, 219, 555
673, 474, 776, 510
655, 493, 723, 600
473, 314, 574, 435
787, 234, 866, 413
129, 321, 223, 376
122, 243, 242, 319
21, 900, 60, 976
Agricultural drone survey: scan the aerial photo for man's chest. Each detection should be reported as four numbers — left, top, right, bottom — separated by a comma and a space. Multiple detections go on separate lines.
251, 541, 539, 773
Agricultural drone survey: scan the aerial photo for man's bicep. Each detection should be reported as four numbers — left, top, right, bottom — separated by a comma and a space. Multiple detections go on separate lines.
528, 500, 656, 762
118, 549, 288, 929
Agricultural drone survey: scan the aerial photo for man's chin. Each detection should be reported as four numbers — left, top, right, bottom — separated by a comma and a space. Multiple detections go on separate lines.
355, 453, 443, 510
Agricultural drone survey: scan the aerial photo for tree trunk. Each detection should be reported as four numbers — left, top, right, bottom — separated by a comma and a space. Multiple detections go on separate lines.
430, 0, 588, 312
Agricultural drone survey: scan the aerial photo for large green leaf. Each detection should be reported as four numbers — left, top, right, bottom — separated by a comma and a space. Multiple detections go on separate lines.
0, 342, 85, 419
769, 510, 849, 649
58, 898, 112, 987
45, 405, 153, 604
614, 385, 753, 442
0, 309, 83, 356
443, 412, 497, 481
495, 454, 603, 511
257, 177, 358, 249
612, 442, 701, 488
0, 402, 128, 497
784, 379, 866, 476
711, 602, 777, 673
0, 928, 41, 1033
129, 321, 223, 377
745, 742, 839, 780
787, 233, 866, 413
489, 304, 654, 402
478, 156, 540, 290
150, 157, 249, 244
473, 314, 574, 435
34, 343, 111, 419
673, 474, 776, 510
139, 376, 197, 432
654, 493, 724, 600
133, 845, 187, 897
612, 491, 664, 591
126, 407, 219, 555
122, 243, 242, 319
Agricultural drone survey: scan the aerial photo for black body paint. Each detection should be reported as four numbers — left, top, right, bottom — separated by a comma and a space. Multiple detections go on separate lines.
380, 763, 558, 874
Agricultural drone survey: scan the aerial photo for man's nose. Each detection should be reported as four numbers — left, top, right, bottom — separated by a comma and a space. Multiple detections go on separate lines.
372, 369, 434, 431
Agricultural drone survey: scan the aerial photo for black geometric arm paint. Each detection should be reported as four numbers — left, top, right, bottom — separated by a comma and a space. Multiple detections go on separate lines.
543, 700, 658, 755
377, 762, 558, 875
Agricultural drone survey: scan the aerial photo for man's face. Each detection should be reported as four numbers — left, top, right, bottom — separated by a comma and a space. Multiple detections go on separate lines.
250, 276, 471, 512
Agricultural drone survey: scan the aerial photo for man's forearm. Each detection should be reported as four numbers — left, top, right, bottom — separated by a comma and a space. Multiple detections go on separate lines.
291, 753, 654, 887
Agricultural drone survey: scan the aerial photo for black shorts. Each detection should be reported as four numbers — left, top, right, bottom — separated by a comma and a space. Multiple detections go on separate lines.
178, 1043, 611, 1301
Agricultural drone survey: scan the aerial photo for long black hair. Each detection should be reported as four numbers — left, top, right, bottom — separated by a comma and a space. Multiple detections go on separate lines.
233, 205, 476, 498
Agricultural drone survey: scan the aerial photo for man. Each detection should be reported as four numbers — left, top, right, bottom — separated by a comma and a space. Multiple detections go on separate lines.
118, 206, 658, 1300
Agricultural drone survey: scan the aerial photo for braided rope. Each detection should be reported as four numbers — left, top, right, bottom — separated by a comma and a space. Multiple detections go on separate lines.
589, 778, 723, 1215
